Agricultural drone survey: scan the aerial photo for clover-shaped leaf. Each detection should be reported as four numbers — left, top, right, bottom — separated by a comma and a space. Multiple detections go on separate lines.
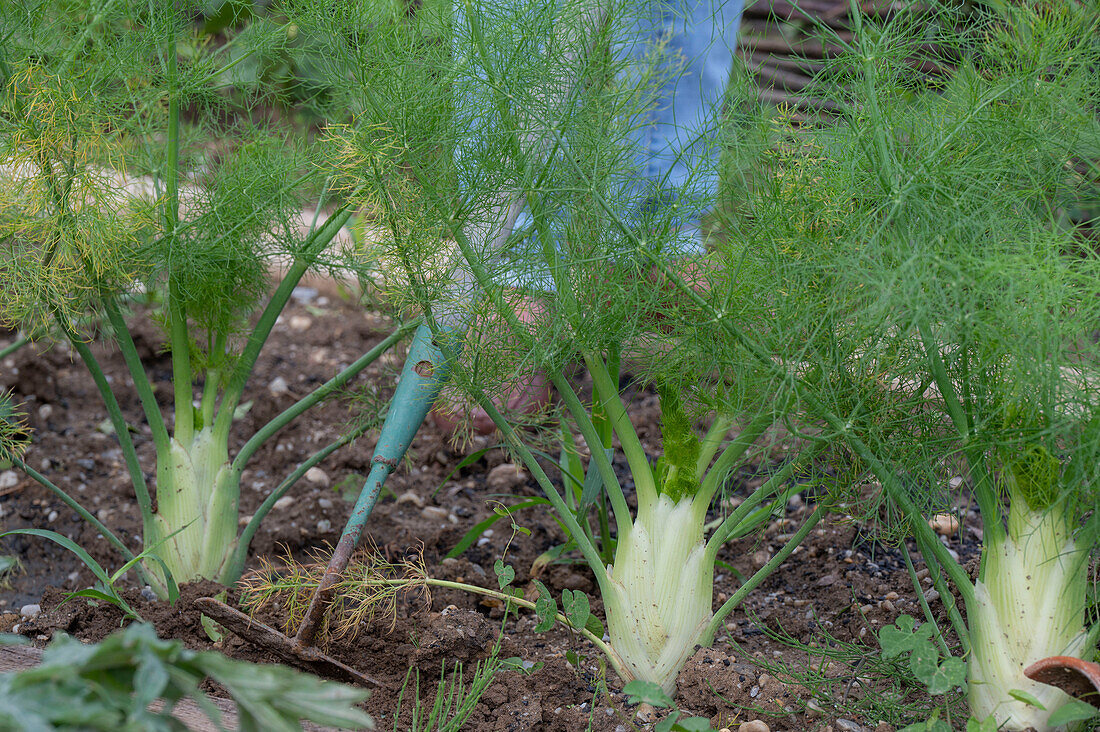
905, 633, 965, 694
879, 615, 933, 659
923, 655, 966, 695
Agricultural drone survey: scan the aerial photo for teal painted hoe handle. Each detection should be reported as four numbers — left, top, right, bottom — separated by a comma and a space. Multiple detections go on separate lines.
296, 323, 456, 645
346, 323, 456, 541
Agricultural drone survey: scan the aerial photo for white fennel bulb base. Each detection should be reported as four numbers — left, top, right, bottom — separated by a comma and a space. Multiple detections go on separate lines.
968, 505, 1089, 731
605, 494, 713, 695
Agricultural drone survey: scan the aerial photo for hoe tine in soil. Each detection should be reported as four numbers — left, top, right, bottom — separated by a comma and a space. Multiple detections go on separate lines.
1024, 656, 1100, 704
195, 323, 454, 682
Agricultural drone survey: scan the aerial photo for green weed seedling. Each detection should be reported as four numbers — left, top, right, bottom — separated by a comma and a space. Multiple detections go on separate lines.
396, 660, 497, 732
0, 527, 184, 623
878, 615, 967, 732
623, 680, 717, 732
394, 644, 503, 732
0, 554, 21, 591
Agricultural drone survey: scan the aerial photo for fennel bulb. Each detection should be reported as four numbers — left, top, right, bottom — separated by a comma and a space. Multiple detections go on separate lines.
968, 501, 1090, 730
605, 493, 713, 694
151, 427, 239, 583
968, 448, 1094, 731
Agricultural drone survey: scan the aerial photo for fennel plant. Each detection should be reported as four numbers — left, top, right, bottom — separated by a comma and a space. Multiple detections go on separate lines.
283, 0, 839, 693
659, 0, 1100, 727
0, 0, 419, 592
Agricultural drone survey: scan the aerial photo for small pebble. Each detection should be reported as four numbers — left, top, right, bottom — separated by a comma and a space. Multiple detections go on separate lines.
0, 471, 18, 490
738, 721, 770, 732
486, 463, 527, 491
291, 286, 318, 303
316, 520, 332, 533
273, 496, 295, 511
836, 719, 863, 732
928, 513, 959, 536
875, 723, 895, 732
318, 498, 334, 510
750, 549, 770, 569
884, 591, 899, 601
948, 476, 964, 489
141, 586, 158, 602
633, 703, 656, 723
421, 505, 449, 522
47, 510, 58, 522
305, 467, 329, 485
396, 490, 425, 508
288, 315, 312, 331
268, 376, 289, 396
37, 404, 52, 420
19, 604, 40, 619
923, 588, 941, 603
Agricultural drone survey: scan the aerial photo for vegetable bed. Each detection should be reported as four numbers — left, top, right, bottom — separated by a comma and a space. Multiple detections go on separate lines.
2, 0, 1099, 729
2, 289, 990, 731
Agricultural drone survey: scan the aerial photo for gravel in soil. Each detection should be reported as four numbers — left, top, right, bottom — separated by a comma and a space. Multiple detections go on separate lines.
0, 285, 978, 731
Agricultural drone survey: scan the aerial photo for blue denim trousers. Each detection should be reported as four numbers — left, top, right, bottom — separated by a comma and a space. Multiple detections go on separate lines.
621, 0, 744, 229
452, 0, 743, 288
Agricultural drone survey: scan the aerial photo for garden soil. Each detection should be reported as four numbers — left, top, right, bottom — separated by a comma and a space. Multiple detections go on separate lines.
0, 281, 981, 732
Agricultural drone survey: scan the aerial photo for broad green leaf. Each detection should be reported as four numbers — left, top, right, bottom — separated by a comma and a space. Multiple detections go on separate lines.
584, 613, 606, 639
879, 615, 933, 659
655, 710, 681, 732
533, 581, 557, 633
1007, 688, 1046, 709
623, 680, 674, 708
494, 560, 515, 589
674, 717, 716, 732
134, 647, 171, 711
906, 638, 940, 682
1047, 700, 1098, 726
561, 589, 590, 631
966, 716, 999, 732
924, 656, 966, 695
